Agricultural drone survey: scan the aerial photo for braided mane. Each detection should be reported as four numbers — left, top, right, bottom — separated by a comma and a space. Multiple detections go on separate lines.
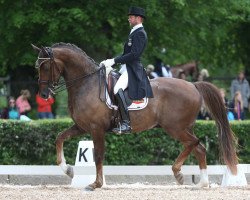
51, 42, 97, 65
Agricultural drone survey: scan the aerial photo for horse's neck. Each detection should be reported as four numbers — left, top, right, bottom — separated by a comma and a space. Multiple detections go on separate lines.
65, 64, 98, 84
63, 62, 97, 82
63, 67, 100, 98
66, 72, 101, 117
55, 48, 100, 101
55, 48, 98, 81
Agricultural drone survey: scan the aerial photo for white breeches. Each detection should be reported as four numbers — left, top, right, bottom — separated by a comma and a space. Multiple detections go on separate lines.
114, 65, 128, 94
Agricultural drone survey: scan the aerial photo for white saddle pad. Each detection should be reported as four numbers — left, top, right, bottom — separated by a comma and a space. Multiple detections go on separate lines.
105, 91, 148, 111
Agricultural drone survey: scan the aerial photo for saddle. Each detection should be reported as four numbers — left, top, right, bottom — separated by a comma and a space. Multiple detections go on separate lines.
106, 70, 148, 130
107, 70, 133, 106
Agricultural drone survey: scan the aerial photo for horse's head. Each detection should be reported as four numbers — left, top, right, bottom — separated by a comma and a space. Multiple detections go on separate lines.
172, 61, 199, 81
32, 44, 62, 99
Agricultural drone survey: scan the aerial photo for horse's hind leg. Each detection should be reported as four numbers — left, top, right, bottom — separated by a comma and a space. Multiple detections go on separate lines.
56, 124, 84, 178
170, 129, 200, 185
192, 142, 209, 187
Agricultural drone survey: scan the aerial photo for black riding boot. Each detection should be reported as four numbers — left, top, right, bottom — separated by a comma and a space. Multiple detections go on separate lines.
112, 89, 131, 134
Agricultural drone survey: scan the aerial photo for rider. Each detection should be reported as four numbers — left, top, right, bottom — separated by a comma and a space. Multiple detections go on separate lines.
100, 6, 153, 134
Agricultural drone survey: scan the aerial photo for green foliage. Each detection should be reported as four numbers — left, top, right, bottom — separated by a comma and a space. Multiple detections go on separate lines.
0, 119, 249, 165
0, 0, 250, 76
0, 119, 76, 164
54, 90, 68, 117
0, 96, 7, 108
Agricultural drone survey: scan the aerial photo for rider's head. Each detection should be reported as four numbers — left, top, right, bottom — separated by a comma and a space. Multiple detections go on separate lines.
128, 6, 145, 27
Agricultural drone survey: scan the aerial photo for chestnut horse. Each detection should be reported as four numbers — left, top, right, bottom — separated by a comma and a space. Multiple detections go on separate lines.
171, 61, 199, 80
32, 43, 238, 190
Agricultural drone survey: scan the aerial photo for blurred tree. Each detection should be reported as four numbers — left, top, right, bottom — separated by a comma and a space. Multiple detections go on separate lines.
0, 0, 249, 76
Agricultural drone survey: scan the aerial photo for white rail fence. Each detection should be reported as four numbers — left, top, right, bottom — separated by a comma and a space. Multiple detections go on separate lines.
0, 164, 249, 176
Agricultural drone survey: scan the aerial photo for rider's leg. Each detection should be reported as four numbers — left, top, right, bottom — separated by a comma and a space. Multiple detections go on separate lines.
113, 71, 131, 134
114, 70, 128, 94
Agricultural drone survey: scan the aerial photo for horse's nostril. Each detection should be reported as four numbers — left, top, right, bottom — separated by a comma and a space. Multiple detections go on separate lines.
41, 91, 49, 99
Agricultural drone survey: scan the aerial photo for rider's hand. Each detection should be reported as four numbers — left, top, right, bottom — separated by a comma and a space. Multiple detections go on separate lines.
100, 58, 115, 68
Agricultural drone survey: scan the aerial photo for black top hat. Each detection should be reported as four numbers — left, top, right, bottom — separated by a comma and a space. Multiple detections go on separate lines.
128, 6, 146, 19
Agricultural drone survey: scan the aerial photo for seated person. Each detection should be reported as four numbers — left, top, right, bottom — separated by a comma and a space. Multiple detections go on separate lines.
227, 109, 235, 121
1, 96, 20, 119
177, 69, 186, 80
197, 103, 211, 120
36, 93, 55, 119
230, 91, 245, 120
16, 89, 31, 116
154, 59, 173, 78
146, 64, 158, 79
220, 88, 234, 121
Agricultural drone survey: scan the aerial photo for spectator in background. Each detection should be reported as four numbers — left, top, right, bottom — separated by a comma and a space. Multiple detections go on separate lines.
1, 96, 20, 119
154, 58, 173, 78
220, 88, 229, 106
162, 64, 173, 78
197, 73, 204, 82
16, 89, 31, 116
220, 88, 235, 121
197, 102, 211, 120
230, 71, 250, 117
200, 69, 210, 81
146, 64, 158, 79
231, 91, 244, 120
36, 93, 55, 119
177, 69, 186, 80
197, 69, 209, 82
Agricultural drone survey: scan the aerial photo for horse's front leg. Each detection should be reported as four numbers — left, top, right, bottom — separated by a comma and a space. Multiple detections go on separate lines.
56, 124, 84, 178
86, 129, 105, 190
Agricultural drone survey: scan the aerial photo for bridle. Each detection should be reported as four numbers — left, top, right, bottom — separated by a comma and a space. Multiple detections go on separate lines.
37, 47, 62, 94
37, 47, 106, 100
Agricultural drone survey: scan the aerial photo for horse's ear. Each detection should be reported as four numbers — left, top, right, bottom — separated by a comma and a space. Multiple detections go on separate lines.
31, 44, 41, 53
41, 46, 47, 55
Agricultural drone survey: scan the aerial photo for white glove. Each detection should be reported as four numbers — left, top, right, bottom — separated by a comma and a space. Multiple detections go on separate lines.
100, 58, 115, 68
105, 66, 113, 78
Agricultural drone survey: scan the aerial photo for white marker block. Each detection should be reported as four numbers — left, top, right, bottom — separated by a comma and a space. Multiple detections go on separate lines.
71, 141, 96, 188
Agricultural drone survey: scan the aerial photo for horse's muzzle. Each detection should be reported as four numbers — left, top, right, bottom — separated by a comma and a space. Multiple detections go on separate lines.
40, 88, 50, 99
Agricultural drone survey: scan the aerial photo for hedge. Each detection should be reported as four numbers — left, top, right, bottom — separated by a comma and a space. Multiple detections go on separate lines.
0, 119, 249, 165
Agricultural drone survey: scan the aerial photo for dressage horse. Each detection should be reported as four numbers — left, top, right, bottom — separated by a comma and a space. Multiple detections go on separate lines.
171, 61, 199, 80
32, 43, 238, 190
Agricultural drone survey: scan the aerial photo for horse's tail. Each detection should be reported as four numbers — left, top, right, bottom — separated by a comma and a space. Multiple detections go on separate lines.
194, 81, 238, 174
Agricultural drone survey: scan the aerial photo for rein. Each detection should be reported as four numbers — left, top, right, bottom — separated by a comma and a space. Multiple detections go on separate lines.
37, 47, 107, 102
55, 65, 107, 102
54, 65, 105, 93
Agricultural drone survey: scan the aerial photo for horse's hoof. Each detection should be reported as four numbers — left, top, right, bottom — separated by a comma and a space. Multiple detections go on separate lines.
195, 180, 209, 188
175, 172, 184, 185
66, 164, 74, 178
85, 182, 102, 191
84, 184, 95, 191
